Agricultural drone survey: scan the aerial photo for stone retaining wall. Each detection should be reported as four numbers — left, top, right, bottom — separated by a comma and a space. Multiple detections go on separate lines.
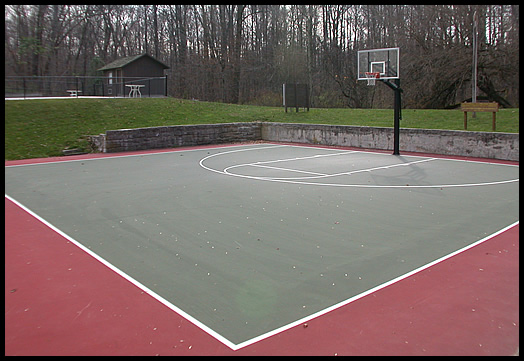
261, 123, 519, 161
91, 122, 261, 153
89, 122, 519, 161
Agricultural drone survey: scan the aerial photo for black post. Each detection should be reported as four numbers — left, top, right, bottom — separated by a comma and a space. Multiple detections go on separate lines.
306, 86, 310, 111
393, 79, 401, 155
382, 79, 403, 155
283, 84, 287, 112
294, 83, 298, 113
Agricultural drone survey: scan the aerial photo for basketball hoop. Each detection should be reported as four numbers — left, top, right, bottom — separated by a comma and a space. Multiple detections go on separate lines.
365, 72, 380, 86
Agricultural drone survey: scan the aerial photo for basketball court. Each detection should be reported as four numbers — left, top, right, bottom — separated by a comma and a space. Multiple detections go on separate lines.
5, 45, 519, 355
5, 142, 519, 355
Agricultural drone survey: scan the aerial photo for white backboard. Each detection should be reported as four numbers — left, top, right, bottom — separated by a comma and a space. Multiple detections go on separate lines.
358, 47, 400, 80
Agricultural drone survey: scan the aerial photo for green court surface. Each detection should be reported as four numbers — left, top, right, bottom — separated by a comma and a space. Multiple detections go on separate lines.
4, 143, 519, 347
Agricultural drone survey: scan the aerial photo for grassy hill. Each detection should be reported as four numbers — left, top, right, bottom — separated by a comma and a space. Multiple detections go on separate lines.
5, 97, 519, 160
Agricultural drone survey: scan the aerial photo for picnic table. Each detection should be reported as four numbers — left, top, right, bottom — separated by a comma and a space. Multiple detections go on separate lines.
125, 84, 145, 98
66, 90, 82, 97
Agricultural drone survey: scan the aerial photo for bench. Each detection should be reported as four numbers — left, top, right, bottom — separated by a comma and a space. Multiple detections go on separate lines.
66, 90, 82, 97
461, 102, 499, 131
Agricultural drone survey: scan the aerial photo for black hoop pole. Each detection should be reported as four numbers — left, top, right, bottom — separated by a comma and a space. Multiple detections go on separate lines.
381, 79, 403, 155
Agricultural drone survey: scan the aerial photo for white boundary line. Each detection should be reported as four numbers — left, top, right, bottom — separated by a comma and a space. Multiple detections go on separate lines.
233, 220, 519, 350
4, 194, 238, 351
5, 192, 519, 350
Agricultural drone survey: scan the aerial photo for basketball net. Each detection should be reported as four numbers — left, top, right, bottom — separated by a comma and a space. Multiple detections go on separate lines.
365, 72, 380, 86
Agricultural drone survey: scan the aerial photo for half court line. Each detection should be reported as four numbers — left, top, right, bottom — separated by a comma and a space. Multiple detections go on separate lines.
227, 157, 438, 181
200, 144, 519, 188
249, 163, 328, 176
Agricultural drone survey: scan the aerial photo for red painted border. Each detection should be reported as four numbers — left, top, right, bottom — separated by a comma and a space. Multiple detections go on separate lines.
5, 144, 519, 355
5, 141, 519, 167
4, 143, 238, 167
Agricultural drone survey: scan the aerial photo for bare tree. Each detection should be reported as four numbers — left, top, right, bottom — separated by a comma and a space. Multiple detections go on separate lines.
4, 4, 519, 107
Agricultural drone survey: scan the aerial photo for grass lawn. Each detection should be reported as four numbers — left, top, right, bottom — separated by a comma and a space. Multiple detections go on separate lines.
5, 97, 519, 160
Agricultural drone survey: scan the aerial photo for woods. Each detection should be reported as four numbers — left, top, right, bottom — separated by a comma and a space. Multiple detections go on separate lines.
4, 5, 519, 108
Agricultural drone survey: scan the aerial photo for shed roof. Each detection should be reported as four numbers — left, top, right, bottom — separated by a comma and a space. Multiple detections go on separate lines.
98, 53, 169, 71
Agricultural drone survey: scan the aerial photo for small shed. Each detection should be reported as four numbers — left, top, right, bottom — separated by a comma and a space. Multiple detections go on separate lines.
98, 53, 169, 97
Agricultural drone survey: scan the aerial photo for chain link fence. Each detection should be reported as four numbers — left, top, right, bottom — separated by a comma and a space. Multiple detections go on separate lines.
5, 76, 167, 98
